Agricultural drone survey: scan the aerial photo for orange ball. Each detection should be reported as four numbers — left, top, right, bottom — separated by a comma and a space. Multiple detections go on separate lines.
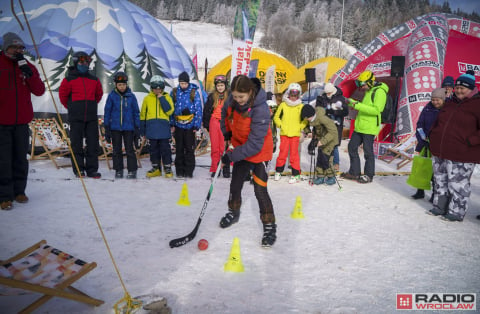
198, 239, 208, 250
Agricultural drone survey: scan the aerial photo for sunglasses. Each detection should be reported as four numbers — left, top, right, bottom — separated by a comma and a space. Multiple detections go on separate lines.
77, 55, 92, 63
151, 83, 163, 89
214, 75, 227, 83
9, 45, 26, 52
289, 90, 300, 97
355, 80, 367, 87
115, 75, 128, 82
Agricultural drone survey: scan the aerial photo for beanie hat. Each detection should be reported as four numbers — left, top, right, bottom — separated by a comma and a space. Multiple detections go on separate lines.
455, 73, 476, 90
431, 88, 445, 101
324, 83, 337, 95
2, 32, 25, 51
301, 104, 316, 120
466, 70, 475, 76
441, 76, 454, 88
178, 71, 190, 83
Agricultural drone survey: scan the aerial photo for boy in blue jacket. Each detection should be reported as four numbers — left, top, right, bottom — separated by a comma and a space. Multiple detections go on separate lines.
104, 72, 140, 179
141, 76, 175, 178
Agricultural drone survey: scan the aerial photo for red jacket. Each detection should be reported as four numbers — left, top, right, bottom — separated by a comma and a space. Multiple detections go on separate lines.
0, 52, 45, 125
429, 89, 480, 163
223, 89, 273, 163
59, 67, 103, 122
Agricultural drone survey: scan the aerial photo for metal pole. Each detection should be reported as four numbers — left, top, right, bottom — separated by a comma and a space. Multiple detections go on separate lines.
338, 0, 345, 58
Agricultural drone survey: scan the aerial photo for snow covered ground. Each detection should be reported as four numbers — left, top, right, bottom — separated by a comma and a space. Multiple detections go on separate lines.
1, 139, 479, 313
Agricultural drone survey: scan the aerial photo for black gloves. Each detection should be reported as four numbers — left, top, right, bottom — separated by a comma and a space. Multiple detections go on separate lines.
221, 153, 231, 165
104, 126, 112, 144
223, 131, 232, 141
134, 128, 141, 149
181, 108, 191, 115
308, 138, 319, 155
15, 53, 33, 78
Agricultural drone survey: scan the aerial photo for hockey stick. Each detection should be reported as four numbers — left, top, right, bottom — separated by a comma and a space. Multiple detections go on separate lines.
169, 149, 225, 248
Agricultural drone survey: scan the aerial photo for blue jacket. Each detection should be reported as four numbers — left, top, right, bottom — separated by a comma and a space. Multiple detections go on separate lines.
104, 87, 140, 131
415, 101, 439, 152
170, 83, 203, 130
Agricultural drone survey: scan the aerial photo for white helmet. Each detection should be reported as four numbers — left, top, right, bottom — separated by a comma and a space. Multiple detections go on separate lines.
288, 83, 302, 96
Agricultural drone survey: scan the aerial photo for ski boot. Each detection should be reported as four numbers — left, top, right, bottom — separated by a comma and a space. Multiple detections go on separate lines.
325, 176, 336, 185
115, 170, 124, 179
164, 164, 173, 178
261, 223, 277, 247
146, 165, 161, 178
313, 177, 325, 185
126, 171, 137, 179
219, 210, 239, 228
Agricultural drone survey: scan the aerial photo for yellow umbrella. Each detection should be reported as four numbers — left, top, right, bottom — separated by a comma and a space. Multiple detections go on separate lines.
206, 48, 297, 93
280, 56, 347, 93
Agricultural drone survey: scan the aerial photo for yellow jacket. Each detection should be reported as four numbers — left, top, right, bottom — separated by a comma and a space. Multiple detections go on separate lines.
273, 98, 307, 137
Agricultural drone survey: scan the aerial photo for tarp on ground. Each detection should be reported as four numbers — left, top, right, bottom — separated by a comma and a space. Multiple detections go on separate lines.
205, 47, 296, 93
280, 56, 347, 93
331, 12, 480, 140
0, 0, 196, 117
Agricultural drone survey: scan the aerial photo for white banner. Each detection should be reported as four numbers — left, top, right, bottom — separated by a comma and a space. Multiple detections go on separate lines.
231, 38, 253, 80
265, 65, 276, 93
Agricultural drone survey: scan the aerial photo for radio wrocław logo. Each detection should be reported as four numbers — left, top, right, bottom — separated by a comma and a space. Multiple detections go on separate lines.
396, 293, 476, 310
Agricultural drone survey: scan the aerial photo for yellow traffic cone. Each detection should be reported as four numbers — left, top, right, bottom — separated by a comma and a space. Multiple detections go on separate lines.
224, 237, 244, 273
177, 183, 191, 206
290, 196, 304, 219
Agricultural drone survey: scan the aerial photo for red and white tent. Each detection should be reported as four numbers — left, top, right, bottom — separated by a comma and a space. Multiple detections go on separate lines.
332, 13, 480, 140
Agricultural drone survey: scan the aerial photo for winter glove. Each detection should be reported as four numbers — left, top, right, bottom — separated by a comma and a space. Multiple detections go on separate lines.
347, 98, 357, 108
104, 126, 112, 144
223, 131, 232, 141
134, 128, 141, 149
221, 153, 231, 165
181, 108, 191, 115
308, 138, 319, 155
15, 53, 33, 78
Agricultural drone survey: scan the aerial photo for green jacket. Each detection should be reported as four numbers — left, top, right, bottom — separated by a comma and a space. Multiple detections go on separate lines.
309, 107, 339, 155
354, 82, 389, 135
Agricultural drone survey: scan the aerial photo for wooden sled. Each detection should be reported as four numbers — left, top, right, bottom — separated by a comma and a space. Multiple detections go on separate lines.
0, 240, 104, 313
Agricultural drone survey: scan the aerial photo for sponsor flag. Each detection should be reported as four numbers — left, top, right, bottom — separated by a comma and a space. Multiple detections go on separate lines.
265, 65, 276, 93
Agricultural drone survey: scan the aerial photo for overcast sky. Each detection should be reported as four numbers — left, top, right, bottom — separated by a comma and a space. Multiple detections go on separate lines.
431, 0, 480, 14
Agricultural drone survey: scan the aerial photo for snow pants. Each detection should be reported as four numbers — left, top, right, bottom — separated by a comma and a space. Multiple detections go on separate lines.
174, 127, 195, 177
69, 120, 99, 176
228, 160, 275, 224
0, 124, 29, 202
149, 138, 172, 167
275, 135, 300, 176
111, 130, 137, 172
432, 156, 475, 219
208, 117, 225, 173
347, 131, 375, 178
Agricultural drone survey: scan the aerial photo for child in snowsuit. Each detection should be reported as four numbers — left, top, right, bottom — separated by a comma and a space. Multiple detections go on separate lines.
104, 72, 141, 179
203, 74, 230, 178
410, 87, 445, 201
170, 71, 203, 178
140, 76, 174, 178
301, 105, 339, 185
273, 83, 308, 184
219, 75, 276, 247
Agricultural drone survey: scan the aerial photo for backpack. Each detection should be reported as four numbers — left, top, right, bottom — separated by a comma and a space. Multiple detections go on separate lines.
172, 87, 196, 104
371, 87, 395, 124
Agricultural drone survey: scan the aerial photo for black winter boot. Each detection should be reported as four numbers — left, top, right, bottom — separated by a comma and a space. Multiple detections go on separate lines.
115, 170, 124, 179
428, 194, 449, 216
219, 210, 239, 228
126, 171, 137, 179
223, 165, 230, 178
411, 189, 424, 200
261, 223, 277, 247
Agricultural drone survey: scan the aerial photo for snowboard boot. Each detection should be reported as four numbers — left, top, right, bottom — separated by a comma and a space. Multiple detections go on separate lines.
146, 165, 161, 178
164, 164, 173, 178
325, 176, 336, 185
222, 165, 230, 178
126, 171, 137, 179
313, 177, 325, 185
219, 210, 239, 228
411, 189, 424, 200
261, 223, 277, 247
115, 170, 124, 179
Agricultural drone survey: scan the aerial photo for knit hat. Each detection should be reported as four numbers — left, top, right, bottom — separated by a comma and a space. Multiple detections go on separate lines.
178, 71, 190, 83
2, 32, 25, 50
441, 76, 454, 88
324, 83, 337, 95
455, 73, 476, 90
301, 104, 316, 120
431, 88, 445, 101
